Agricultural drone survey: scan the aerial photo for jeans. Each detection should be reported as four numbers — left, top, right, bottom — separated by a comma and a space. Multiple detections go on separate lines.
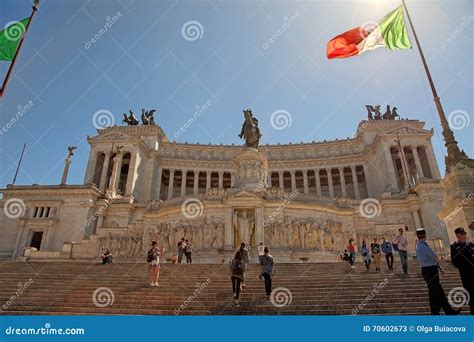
385, 252, 394, 270
186, 252, 192, 263
398, 250, 408, 273
349, 252, 356, 266
262, 272, 272, 295
178, 250, 184, 263
231, 277, 242, 299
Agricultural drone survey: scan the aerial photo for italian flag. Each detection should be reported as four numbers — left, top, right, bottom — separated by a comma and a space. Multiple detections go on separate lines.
327, 6, 412, 59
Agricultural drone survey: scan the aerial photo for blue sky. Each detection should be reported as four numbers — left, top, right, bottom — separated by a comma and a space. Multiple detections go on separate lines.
0, 0, 472, 187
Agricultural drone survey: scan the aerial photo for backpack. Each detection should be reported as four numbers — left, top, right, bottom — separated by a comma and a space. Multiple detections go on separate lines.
146, 248, 154, 263
232, 260, 244, 275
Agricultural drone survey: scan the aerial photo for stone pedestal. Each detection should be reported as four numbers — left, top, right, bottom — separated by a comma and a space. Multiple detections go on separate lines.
233, 148, 268, 192
438, 167, 474, 242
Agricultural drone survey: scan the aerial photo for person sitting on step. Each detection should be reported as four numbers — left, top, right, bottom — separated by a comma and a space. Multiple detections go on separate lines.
100, 249, 113, 264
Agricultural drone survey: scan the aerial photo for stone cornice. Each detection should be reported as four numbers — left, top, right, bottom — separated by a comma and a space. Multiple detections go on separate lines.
0, 184, 102, 198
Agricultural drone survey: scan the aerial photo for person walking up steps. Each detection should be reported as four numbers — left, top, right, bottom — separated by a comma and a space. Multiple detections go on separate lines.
239, 243, 249, 288
371, 238, 381, 272
360, 240, 371, 271
147, 241, 165, 286
381, 237, 394, 271
260, 247, 274, 299
347, 238, 356, 269
230, 250, 246, 307
393, 227, 409, 274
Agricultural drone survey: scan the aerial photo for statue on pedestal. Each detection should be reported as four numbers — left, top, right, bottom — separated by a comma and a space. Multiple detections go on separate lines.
239, 109, 262, 148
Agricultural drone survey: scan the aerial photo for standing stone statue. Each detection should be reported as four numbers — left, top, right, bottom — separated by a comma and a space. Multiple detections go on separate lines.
234, 210, 250, 245
238, 109, 262, 148
60, 146, 77, 185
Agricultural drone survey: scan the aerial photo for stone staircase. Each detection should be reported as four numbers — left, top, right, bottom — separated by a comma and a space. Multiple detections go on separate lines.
0, 260, 469, 315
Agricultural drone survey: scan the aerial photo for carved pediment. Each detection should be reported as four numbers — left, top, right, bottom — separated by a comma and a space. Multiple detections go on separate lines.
384, 127, 429, 135
89, 131, 137, 142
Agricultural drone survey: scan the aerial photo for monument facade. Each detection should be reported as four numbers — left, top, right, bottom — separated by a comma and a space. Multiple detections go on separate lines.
0, 111, 459, 262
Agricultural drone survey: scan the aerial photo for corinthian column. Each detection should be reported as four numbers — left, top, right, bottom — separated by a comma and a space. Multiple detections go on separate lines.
411, 145, 424, 180
193, 171, 199, 194
326, 168, 334, 198
290, 171, 296, 193
303, 170, 309, 194
181, 169, 187, 196
338, 166, 347, 196
350, 165, 360, 199
167, 169, 175, 200
108, 152, 123, 194
314, 169, 321, 196
98, 153, 110, 191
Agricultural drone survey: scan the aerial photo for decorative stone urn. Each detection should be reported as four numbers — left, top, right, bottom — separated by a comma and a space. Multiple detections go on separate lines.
233, 148, 268, 192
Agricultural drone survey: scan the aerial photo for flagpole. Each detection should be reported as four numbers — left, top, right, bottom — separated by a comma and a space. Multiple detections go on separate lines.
401, 0, 472, 173
12, 143, 26, 185
0, 0, 40, 99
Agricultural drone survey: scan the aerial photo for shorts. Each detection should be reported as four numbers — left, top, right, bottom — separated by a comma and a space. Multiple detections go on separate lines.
149, 260, 160, 269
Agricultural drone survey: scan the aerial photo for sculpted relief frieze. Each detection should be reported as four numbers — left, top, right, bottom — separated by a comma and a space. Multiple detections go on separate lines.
264, 216, 349, 252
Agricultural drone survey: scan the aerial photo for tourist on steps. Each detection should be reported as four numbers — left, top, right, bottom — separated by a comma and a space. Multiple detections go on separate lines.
239, 243, 249, 288
347, 238, 356, 269
260, 247, 274, 299
371, 238, 381, 272
381, 237, 394, 271
147, 241, 165, 286
450, 227, 474, 315
360, 240, 371, 271
177, 238, 185, 263
185, 239, 193, 263
415, 228, 460, 315
230, 250, 246, 307
100, 249, 113, 264
393, 227, 409, 274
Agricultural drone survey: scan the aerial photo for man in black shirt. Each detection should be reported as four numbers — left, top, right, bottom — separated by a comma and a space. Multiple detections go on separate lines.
450, 227, 474, 315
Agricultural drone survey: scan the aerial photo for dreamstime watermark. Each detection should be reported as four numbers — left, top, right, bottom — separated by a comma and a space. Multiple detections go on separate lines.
92, 287, 114, 307
264, 190, 299, 227
181, 20, 204, 41
174, 278, 211, 315
2, 279, 34, 311
0, 101, 34, 136
92, 109, 115, 129
3, 198, 26, 219
85, 198, 114, 228
270, 287, 293, 307
359, 198, 381, 219
4, 323, 85, 336
84, 12, 123, 49
262, 12, 300, 50
448, 287, 470, 308
270, 109, 292, 130
174, 100, 212, 139
181, 198, 204, 219
441, 192, 473, 227
447, 109, 470, 131
352, 278, 389, 315
440, 16, 474, 50
3, 20, 26, 42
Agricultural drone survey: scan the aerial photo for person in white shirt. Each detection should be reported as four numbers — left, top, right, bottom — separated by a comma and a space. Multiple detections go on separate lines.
393, 227, 409, 274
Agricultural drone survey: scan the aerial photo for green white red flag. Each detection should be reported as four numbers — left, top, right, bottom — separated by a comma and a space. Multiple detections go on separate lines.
327, 6, 412, 59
